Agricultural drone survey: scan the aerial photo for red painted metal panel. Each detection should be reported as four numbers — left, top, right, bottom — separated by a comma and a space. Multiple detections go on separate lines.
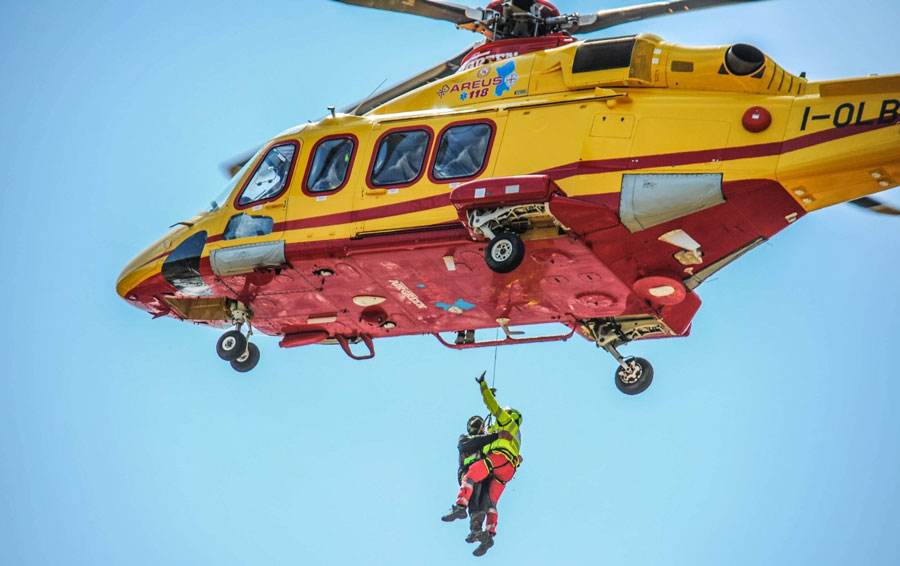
279, 331, 329, 348
547, 194, 620, 237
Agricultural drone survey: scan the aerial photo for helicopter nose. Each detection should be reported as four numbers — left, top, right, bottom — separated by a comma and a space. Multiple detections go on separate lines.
116, 226, 189, 303
116, 245, 161, 302
116, 227, 212, 310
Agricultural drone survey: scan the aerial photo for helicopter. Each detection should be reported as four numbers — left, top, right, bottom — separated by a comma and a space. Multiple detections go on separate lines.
115, 0, 899, 394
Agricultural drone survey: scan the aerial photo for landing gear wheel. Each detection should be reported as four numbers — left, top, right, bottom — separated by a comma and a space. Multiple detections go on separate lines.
485, 232, 525, 273
230, 342, 260, 373
216, 330, 247, 361
614, 357, 654, 395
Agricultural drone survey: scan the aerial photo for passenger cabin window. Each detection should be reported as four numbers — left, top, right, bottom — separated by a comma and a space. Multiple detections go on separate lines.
238, 143, 296, 206
371, 129, 430, 186
432, 123, 492, 180
306, 137, 355, 193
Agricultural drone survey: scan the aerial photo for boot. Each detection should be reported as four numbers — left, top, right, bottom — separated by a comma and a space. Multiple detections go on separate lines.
441, 504, 468, 522
473, 532, 495, 557
466, 510, 485, 543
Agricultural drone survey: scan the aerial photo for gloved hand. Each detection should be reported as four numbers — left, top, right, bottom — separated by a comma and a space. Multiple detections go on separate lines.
476, 371, 486, 384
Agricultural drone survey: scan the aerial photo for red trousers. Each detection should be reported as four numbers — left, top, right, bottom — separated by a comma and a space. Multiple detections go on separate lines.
456, 452, 516, 534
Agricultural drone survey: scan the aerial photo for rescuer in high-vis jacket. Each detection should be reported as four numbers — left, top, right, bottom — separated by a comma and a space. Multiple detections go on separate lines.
441, 372, 522, 557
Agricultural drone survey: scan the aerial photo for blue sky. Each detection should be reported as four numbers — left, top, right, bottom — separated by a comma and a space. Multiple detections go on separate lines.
1, 0, 898, 564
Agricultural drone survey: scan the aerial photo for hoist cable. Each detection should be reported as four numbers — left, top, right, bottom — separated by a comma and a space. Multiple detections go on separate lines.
491, 327, 499, 389
485, 327, 500, 430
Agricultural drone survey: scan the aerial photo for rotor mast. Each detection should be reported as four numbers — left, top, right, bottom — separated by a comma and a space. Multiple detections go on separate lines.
333, 0, 764, 42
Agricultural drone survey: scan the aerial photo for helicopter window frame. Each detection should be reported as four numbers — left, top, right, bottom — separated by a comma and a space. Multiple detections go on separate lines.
366, 125, 434, 189
233, 140, 301, 210
428, 119, 496, 183
302, 134, 359, 196
222, 213, 275, 241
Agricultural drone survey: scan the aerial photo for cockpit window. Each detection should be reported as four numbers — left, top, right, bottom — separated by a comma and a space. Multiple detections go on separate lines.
432, 123, 492, 180
306, 137, 355, 193
238, 143, 296, 206
370, 129, 430, 187
208, 148, 263, 212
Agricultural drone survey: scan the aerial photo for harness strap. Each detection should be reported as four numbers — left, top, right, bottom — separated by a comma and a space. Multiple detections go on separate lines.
483, 452, 515, 486
494, 448, 520, 468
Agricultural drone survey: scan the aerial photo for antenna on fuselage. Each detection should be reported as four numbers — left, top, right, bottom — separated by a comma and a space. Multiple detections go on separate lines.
351, 78, 388, 116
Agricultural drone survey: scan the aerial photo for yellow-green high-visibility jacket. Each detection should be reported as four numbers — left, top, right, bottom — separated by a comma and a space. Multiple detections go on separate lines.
480, 381, 521, 466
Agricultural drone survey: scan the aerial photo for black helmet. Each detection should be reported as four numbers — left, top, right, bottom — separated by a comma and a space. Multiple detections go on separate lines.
467, 415, 485, 435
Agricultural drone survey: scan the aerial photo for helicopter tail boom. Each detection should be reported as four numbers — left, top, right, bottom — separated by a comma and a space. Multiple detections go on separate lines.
776, 74, 900, 213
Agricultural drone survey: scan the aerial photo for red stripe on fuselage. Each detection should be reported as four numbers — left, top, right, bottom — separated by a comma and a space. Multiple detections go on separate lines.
162, 120, 896, 254
539, 118, 897, 181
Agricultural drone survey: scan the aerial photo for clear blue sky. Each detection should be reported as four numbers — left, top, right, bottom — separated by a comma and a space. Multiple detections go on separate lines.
1, 1, 899, 564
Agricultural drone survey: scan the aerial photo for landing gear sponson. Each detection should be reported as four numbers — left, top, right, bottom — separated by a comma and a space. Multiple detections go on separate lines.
215, 301, 260, 373
449, 177, 667, 394
450, 175, 563, 275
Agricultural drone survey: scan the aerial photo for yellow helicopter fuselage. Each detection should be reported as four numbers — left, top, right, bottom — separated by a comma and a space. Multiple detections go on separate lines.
116, 33, 899, 364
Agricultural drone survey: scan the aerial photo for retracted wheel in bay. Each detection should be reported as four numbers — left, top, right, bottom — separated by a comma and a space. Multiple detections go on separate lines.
216, 330, 247, 361
614, 357, 654, 395
230, 342, 260, 373
485, 232, 525, 273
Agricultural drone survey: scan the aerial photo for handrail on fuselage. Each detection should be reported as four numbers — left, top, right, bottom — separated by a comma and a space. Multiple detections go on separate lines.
433, 326, 576, 350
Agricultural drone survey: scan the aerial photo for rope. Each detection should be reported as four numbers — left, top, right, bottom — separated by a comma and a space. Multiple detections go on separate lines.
484, 327, 501, 430
491, 327, 499, 388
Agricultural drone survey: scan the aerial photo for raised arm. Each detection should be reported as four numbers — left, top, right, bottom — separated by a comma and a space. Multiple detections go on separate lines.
476, 372, 511, 424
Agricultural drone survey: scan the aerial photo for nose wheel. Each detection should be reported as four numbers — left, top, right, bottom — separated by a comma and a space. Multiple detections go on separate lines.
230, 342, 260, 373
216, 330, 247, 361
215, 304, 261, 372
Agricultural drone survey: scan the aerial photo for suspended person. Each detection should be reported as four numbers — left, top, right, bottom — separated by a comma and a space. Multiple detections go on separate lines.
446, 414, 499, 543
441, 372, 523, 557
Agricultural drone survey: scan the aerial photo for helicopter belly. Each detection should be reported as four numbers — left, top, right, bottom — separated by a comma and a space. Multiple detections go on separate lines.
230, 173, 802, 344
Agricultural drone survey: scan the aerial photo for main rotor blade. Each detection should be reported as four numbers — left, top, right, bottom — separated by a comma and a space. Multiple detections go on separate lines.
340, 43, 475, 115
332, 0, 477, 24
572, 0, 763, 35
220, 147, 261, 178
849, 196, 900, 216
